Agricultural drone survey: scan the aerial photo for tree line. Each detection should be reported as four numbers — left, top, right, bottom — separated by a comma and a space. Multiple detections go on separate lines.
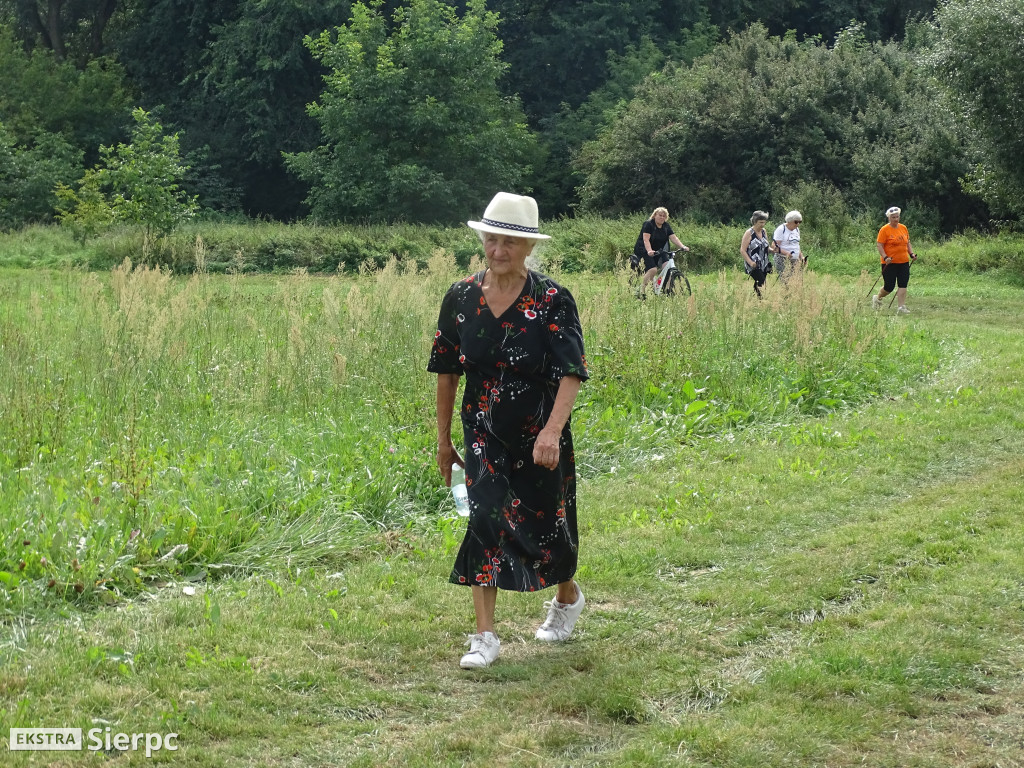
1, 0, 1022, 236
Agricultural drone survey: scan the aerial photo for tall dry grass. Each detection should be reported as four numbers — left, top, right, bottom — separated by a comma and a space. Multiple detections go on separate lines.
0, 255, 939, 609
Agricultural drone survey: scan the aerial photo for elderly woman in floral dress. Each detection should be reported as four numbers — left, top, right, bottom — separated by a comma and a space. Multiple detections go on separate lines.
429, 192, 589, 669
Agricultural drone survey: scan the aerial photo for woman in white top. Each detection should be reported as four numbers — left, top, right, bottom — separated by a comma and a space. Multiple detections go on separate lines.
773, 210, 805, 284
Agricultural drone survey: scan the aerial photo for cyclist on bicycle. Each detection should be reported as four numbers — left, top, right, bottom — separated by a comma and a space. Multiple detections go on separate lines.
632, 207, 689, 299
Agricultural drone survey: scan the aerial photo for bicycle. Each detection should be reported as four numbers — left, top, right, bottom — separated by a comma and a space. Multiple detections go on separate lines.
629, 246, 692, 297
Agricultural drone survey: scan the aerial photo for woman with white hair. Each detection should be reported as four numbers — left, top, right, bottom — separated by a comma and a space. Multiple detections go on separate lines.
773, 210, 805, 283
872, 206, 917, 314
428, 192, 589, 669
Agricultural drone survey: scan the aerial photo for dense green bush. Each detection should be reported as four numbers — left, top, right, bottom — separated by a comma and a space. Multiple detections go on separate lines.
287, 0, 537, 224
0, 123, 83, 230
55, 109, 198, 243
575, 24, 985, 233
930, 0, 1024, 218
0, 24, 131, 225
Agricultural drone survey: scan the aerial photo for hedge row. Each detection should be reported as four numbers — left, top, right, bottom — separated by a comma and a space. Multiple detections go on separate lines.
2, 217, 1022, 281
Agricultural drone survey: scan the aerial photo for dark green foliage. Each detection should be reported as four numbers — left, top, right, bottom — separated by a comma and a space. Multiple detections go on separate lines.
287, 0, 537, 224
0, 23, 131, 161
197, 0, 356, 216
488, 0, 704, 122
488, 1, 939, 216
575, 24, 982, 233
930, 0, 1024, 218
533, 24, 720, 215
116, 0, 355, 217
0, 23, 131, 228
8, 1, 1024, 228
56, 108, 198, 242
1, 0, 128, 63
705, 0, 937, 41
0, 121, 82, 230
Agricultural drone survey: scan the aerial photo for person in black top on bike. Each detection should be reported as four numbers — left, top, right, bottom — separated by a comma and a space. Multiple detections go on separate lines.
632, 207, 689, 298
740, 210, 775, 299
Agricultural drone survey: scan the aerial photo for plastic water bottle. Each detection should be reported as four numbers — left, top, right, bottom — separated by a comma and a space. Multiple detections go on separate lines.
450, 463, 470, 517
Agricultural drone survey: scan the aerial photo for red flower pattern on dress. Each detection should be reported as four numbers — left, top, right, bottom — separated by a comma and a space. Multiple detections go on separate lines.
427, 271, 585, 592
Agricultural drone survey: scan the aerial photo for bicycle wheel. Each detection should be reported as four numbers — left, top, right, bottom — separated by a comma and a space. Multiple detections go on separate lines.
679, 271, 692, 296
664, 268, 692, 297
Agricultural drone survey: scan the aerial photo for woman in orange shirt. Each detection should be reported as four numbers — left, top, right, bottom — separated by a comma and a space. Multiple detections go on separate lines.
872, 206, 917, 315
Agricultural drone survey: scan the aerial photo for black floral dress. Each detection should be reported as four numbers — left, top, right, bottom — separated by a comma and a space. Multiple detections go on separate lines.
428, 270, 589, 592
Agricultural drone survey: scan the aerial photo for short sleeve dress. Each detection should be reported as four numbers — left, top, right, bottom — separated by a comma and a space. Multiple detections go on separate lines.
428, 270, 589, 592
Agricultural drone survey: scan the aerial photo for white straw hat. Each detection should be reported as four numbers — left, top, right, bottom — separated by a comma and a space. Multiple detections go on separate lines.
467, 192, 550, 240
886, 206, 901, 216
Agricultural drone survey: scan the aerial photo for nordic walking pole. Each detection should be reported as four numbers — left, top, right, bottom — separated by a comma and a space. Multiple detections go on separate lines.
868, 262, 887, 298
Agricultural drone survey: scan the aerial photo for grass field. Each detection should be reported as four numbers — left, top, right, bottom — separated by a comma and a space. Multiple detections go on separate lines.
1, 255, 1023, 766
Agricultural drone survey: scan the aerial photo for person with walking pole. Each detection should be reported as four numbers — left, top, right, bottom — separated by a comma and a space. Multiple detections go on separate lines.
741, 210, 775, 299
773, 210, 805, 285
872, 206, 917, 315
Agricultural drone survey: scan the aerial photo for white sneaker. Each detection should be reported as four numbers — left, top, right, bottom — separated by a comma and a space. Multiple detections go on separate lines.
871, 295, 881, 310
896, 305, 910, 315
535, 585, 585, 642
460, 631, 500, 669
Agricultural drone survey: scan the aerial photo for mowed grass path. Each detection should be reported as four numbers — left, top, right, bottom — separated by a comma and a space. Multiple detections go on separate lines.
3, 273, 1023, 767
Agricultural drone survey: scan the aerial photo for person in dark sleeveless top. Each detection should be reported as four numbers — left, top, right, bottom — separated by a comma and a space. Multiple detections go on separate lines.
632, 207, 689, 298
740, 210, 775, 299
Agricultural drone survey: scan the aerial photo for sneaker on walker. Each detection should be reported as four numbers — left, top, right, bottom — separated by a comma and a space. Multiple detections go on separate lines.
460, 631, 500, 669
535, 585, 585, 642
871, 295, 881, 310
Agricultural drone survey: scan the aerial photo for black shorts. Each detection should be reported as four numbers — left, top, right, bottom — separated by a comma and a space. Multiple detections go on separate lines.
633, 251, 668, 273
882, 261, 910, 291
